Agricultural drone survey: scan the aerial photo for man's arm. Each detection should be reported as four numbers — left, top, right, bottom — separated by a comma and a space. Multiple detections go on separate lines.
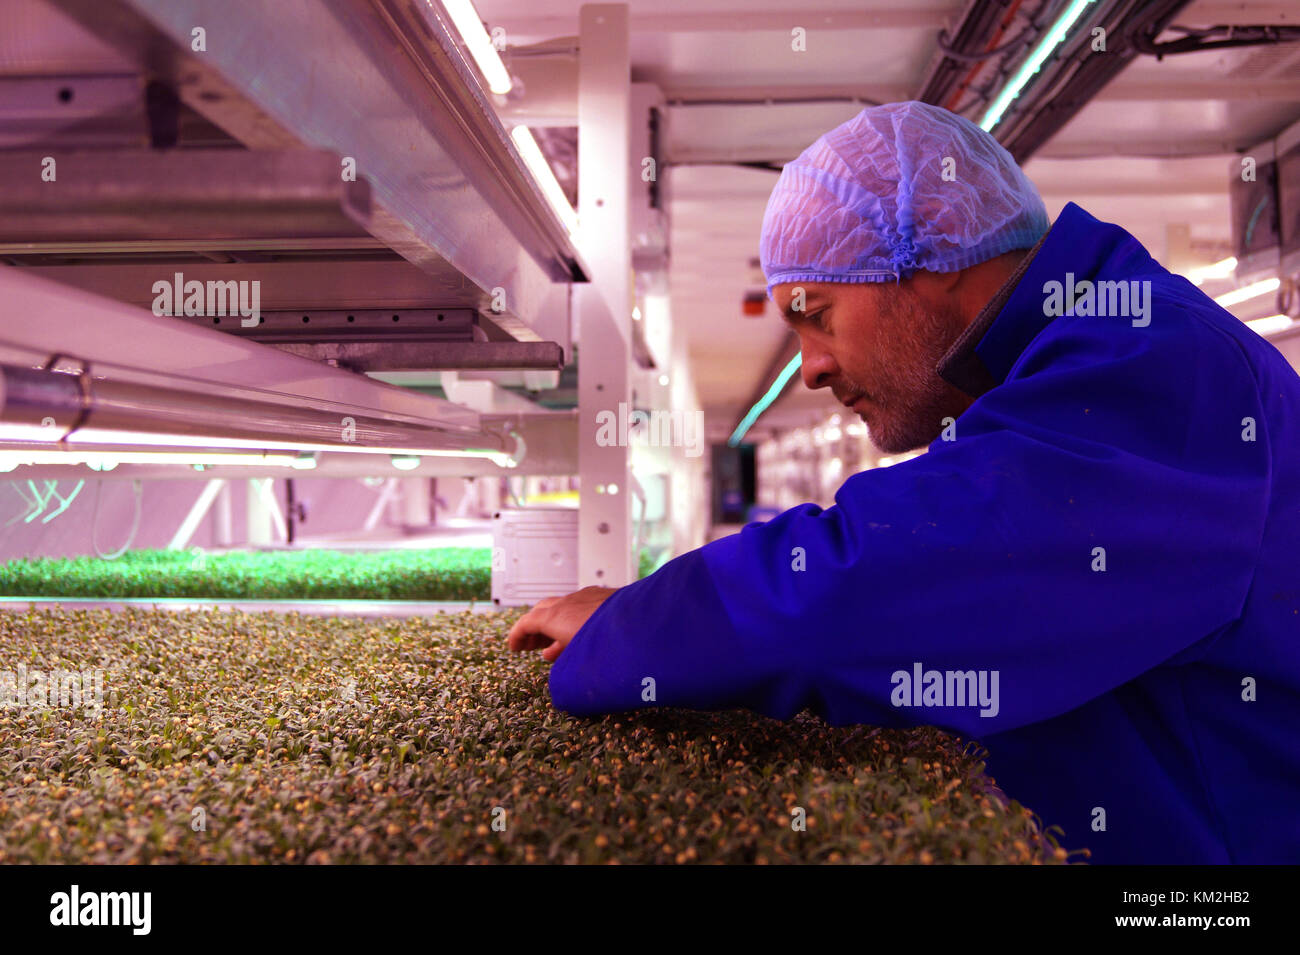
548, 309, 1271, 735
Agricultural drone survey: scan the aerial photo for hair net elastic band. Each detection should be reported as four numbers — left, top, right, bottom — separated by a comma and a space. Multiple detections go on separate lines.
765, 227, 1048, 299
766, 268, 903, 289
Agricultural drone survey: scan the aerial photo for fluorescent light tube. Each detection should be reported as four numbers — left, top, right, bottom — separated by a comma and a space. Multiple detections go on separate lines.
979, 0, 1098, 132
1245, 314, 1294, 336
438, 0, 513, 94
1215, 277, 1280, 308
511, 126, 579, 235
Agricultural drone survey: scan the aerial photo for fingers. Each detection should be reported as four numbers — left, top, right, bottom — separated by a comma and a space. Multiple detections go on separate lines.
518, 632, 553, 652
505, 588, 598, 659
506, 612, 531, 651
507, 600, 555, 652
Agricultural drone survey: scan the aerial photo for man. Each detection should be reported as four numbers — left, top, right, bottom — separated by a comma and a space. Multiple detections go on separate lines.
507, 101, 1300, 864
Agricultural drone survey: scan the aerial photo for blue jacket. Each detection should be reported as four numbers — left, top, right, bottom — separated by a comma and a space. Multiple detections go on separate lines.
550, 202, 1300, 864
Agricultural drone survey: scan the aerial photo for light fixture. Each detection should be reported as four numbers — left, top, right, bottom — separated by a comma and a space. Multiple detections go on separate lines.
729, 353, 803, 447
1215, 277, 1280, 308
291, 453, 318, 470
510, 126, 578, 234
0, 426, 517, 469
437, 0, 513, 94
0, 450, 300, 469
979, 0, 1098, 132
391, 455, 422, 471
632, 307, 642, 322
658, 374, 669, 386
1245, 314, 1294, 336
1185, 256, 1237, 286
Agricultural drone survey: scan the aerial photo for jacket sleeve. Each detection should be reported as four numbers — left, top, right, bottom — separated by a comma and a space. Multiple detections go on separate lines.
549, 307, 1272, 735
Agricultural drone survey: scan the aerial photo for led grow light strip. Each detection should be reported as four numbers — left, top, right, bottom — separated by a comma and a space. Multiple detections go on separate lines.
511, 126, 579, 235
437, 0, 513, 94
728, 353, 803, 447
0, 450, 300, 472
979, 0, 1098, 132
64, 430, 511, 463
1214, 277, 1280, 308
1246, 314, 1294, 336
1185, 256, 1237, 286
0, 444, 517, 471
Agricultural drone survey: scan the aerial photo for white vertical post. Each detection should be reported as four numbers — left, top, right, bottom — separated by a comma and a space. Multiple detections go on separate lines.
246, 477, 274, 546
577, 3, 634, 587
214, 480, 233, 546
402, 476, 430, 528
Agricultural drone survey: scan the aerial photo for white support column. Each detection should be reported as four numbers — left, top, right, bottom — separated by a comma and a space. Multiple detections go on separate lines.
246, 477, 275, 546
401, 477, 430, 528
214, 480, 233, 547
481, 476, 503, 515
577, 3, 634, 587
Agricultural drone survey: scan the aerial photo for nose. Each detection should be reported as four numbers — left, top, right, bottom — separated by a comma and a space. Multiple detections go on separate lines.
798, 336, 837, 391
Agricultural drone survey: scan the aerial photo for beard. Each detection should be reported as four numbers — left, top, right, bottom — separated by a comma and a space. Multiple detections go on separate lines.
850, 292, 970, 454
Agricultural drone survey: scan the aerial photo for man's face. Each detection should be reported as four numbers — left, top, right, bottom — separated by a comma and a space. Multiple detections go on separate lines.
772, 279, 973, 454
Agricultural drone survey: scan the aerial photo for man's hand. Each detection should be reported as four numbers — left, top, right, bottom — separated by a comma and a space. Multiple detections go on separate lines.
506, 585, 618, 663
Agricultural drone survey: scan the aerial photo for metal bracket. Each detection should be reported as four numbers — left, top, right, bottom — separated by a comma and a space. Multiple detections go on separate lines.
178, 308, 477, 343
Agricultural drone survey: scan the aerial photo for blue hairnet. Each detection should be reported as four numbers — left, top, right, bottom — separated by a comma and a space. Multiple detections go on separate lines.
760, 101, 1049, 295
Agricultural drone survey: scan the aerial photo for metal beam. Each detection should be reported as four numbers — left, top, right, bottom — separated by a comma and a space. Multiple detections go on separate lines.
482, 8, 954, 35
0, 149, 370, 245
0, 75, 145, 148
272, 341, 565, 372
9, 261, 540, 337
653, 78, 1300, 107
1094, 79, 1300, 101
662, 84, 914, 106
0, 267, 502, 451
47, 0, 588, 337
182, 309, 478, 345
1178, 2, 1300, 24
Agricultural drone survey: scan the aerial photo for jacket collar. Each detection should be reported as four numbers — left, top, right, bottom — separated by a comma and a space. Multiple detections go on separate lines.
936, 202, 1147, 399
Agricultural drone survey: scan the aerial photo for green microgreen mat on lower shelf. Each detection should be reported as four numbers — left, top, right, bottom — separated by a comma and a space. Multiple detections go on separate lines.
0, 545, 663, 601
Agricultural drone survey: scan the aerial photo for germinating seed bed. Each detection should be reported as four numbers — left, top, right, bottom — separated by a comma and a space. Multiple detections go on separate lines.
0, 607, 1082, 863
